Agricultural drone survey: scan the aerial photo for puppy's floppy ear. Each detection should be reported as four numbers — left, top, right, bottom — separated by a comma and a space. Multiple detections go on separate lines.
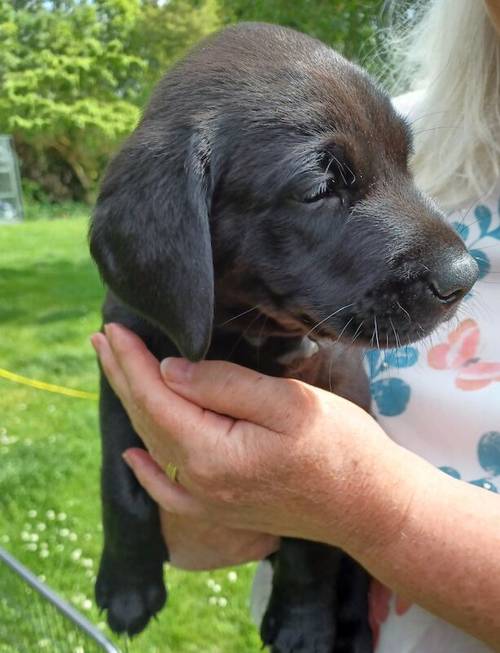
89, 129, 214, 361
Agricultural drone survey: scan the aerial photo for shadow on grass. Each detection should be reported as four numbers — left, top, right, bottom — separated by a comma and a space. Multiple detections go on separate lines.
0, 259, 104, 326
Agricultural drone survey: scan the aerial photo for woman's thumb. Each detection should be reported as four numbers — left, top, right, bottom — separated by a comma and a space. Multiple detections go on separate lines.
159, 357, 308, 432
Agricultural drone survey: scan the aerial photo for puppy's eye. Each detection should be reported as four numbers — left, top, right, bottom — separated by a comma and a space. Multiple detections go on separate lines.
302, 153, 356, 204
303, 177, 339, 203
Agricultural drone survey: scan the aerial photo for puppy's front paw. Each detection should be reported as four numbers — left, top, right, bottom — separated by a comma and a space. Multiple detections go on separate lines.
95, 554, 167, 636
261, 600, 336, 653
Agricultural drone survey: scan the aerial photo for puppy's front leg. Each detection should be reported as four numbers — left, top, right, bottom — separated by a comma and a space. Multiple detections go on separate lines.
261, 539, 341, 653
334, 554, 373, 653
95, 374, 167, 636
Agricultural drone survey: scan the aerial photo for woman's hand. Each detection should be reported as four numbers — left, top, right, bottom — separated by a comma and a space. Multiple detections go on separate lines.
157, 511, 279, 571
91, 323, 408, 554
92, 324, 500, 648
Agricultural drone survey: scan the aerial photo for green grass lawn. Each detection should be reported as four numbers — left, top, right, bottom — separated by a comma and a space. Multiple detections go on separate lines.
0, 216, 261, 653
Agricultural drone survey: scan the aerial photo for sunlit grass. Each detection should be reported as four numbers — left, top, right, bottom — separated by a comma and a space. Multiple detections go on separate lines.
0, 216, 260, 652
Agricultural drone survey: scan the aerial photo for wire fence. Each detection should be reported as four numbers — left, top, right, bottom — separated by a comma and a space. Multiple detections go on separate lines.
0, 547, 120, 653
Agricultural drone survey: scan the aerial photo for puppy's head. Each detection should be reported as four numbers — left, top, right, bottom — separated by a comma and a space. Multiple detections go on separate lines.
90, 23, 478, 359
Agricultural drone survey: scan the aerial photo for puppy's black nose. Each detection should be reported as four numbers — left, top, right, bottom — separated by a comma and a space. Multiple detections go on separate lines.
428, 250, 479, 304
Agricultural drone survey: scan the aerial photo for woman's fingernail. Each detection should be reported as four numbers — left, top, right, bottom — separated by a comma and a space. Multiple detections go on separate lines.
122, 451, 133, 467
90, 334, 100, 353
103, 323, 113, 339
160, 357, 193, 383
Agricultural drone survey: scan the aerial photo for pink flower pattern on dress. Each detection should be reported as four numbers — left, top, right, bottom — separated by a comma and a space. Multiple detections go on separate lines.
428, 319, 500, 391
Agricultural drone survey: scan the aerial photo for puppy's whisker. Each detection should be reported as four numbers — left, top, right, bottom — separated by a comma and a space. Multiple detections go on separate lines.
389, 317, 397, 346
328, 354, 334, 393
374, 315, 381, 351
350, 320, 365, 345
370, 324, 376, 349
335, 161, 348, 185
218, 305, 259, 327
455, 202, 475, 230
332, 153, 356, 185
324, 155, 335, 178
458, 191, 493, 229
334, 316, 354, 345
396, 301, 412, 324
224, 311, 261, 362
305, 303, 354, 338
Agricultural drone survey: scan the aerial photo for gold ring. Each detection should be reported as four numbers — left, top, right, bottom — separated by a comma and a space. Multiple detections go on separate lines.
165, 462, 179, 483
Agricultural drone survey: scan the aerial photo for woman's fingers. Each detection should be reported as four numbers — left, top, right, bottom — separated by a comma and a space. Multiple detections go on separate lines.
103, 323, 168, 401
99, 323, 309, 442
159, 511, 280, 570
101, 323, 235, 448
123, 448, 204, 517
125, 449, 281, 568
160, 356, 315, 433
91, 332, 132, 405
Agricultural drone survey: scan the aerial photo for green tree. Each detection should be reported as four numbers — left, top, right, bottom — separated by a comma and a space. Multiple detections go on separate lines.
221, 0, 386, 73
0, 0, 221, 202
0, 0, 144, 201
129, 0, 222, 106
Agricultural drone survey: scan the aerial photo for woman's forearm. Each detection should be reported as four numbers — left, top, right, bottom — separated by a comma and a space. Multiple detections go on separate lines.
342, 443, 500, 650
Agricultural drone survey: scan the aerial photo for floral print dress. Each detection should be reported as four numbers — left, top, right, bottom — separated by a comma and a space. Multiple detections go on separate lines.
369, 93, 500, 653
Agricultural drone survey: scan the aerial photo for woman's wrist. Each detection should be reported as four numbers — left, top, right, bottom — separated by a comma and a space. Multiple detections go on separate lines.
346, 448, 500, 649
317, 429, 426, 558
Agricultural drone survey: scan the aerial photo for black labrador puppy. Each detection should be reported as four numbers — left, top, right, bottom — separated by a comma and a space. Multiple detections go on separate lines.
89, 23, 478, 653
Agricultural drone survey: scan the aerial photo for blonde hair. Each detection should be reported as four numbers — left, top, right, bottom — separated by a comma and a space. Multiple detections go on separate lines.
386, 0, 500, 209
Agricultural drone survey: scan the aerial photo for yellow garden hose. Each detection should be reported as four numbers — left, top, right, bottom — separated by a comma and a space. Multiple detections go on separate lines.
0, 367, 98, 400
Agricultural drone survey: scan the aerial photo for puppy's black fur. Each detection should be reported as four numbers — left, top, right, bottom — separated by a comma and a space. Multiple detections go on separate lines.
89, 23, 478, 652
